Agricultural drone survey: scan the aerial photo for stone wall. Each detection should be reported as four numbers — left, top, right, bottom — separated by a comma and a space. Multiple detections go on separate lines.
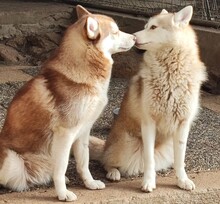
195, 27, 220, 94
0, 1, 74, 65
0, 1, 219, 93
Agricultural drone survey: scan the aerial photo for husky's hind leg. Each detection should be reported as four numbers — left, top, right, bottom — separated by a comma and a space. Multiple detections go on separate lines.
105, 166, 121, 181
103, 130, 143, 181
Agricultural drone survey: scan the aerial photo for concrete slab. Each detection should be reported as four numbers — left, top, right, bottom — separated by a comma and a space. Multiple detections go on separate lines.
0, 69, 32, 83
0, 171, 219, 204
0, 1, 219, 93
202, 91, 220, 113
0, 65, 36, 70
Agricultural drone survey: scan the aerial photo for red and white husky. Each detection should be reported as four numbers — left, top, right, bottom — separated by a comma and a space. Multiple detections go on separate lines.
0, 5, 135, 201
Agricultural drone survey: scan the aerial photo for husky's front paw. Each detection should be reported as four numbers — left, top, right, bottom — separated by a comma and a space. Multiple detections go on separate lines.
177, 178, 195, 190
57, 189, 77, 202
141, 178, 156, 193
85, 180, 105, 190
106, 168, 121, 181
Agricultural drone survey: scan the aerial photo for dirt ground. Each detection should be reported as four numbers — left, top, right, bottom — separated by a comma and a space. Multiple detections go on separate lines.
0, 171, 219, 204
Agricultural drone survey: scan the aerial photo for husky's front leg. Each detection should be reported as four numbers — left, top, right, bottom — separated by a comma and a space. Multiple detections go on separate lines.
141, 118, 156, 192
52, 127, 78, 201
174, 121, 195, 190
73, 129, 105, 190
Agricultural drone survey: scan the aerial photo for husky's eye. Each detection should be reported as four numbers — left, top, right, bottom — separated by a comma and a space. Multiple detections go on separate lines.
150, 25, 157, 30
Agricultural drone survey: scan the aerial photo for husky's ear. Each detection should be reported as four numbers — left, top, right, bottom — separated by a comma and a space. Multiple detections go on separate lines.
160, 9, 168, 15
86, 17, 99, 40
76, 5, 91, 19
173, 6, 193, 28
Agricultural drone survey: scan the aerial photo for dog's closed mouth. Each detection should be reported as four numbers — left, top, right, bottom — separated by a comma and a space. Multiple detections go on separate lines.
135, 42, 150, 46
119, 47, 131, 51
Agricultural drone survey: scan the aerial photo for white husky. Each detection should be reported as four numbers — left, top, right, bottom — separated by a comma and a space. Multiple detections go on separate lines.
90, 6, 207, 192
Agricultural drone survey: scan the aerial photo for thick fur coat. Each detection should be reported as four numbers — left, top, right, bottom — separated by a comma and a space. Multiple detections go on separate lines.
90, 6, 207, 192
0, 5, 135, 201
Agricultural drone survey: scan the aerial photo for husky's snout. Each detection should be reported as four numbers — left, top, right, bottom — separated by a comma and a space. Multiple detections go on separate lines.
128, 34, 137, 48
119, 32, 136, 51
128, 34, 136, 43
133, 35, 137, 42
133, 32, 142, 45
133, 32, 150, 50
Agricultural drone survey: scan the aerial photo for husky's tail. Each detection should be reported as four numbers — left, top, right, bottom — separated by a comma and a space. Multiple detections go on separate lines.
89, 136, 105, 162
89, 136, 173, 172
0, 149, 52, 191
154, 138, 174, 171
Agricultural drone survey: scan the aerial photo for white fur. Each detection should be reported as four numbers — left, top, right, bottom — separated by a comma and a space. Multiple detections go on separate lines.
53, 87, 109, 200
133, 5, 206, 192
97, 22, 135, 63
141, 118, 156, 192
160, 9, 168, 15
0, 150, 52, 191
90, 7, 206, 194
73, 126, 105, 190
52, 127, 80, 201
173, 6, 193, 28
154, 139, 174, 171
173, 121, 195, 190
87, 17, 99, 40
0, 150, 28, 191
104, 133, 173, 181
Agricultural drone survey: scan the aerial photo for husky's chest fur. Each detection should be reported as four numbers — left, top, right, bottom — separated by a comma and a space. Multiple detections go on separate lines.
140, 45, 203, 134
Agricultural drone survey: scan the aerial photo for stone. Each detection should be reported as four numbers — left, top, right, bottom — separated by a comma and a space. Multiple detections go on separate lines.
0, 1, 219, 94
203, 73, 220, 94
46, 32, 62, 45
0, 44, 25, 64
25, 35, 58, 64
5, 36, 26, 49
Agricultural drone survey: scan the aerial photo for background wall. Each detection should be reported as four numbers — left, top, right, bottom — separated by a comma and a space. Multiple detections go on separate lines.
0, 1, 219, 93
